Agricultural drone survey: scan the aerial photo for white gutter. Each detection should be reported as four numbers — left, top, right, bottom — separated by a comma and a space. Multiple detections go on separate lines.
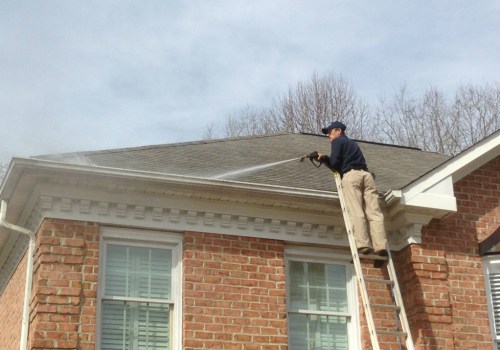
0, 200, 35, 350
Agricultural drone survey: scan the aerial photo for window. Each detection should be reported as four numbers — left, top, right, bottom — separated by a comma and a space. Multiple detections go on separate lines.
97, 227, 182, 350
286, 247, 359, 350
484, 256, 500, 349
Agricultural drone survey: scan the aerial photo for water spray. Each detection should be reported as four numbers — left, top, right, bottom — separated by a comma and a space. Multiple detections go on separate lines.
211, 152, 327, 181
212, 157, 302, 180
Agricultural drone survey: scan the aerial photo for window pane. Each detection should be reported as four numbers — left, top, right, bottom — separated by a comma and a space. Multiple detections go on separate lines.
289, 313, 348, 350
289, 261, 347, 313
105, 244, 172, 299
101, 300, 170, 350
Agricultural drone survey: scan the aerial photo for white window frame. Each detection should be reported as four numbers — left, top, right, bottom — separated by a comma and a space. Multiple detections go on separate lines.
483, 255, 500, 350
285, 246, 360, 350
96, 226, 183, 350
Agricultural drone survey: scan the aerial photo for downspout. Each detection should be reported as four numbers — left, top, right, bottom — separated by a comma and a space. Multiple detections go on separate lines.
0, 200, 35, 350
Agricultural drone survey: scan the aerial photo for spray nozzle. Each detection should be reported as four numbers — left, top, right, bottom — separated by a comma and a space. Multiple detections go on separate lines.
300, 151, 323, 168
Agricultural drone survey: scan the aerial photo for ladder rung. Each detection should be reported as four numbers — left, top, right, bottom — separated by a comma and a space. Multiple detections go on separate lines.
370, 303, 401, 311
365, 278, 394, 285
378, 330, 408, 337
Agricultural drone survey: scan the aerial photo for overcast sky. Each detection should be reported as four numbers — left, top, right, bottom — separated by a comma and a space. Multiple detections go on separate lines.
1, 1, 499, 163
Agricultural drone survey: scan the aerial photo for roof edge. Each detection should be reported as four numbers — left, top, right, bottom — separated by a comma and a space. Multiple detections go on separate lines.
383, 130, 499, 220
401, 129, 499, 201
1, 157, 338, 201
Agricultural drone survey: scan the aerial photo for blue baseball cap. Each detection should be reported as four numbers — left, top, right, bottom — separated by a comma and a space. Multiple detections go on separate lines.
321, 121, 346, 134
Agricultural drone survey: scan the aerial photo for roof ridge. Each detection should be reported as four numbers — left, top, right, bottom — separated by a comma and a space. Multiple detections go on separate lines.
353, 139, 423, 151
299, 132, 429, 152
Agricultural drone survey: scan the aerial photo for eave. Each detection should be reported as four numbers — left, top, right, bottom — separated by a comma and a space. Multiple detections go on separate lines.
384, 130, 500, 245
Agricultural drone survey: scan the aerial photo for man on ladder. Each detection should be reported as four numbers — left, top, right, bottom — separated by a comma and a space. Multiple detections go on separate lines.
316, 121, 388, 267
307, 120, 414, 350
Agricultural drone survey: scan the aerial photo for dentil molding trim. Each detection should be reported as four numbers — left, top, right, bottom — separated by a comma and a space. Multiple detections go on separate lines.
26, 193, 345, 246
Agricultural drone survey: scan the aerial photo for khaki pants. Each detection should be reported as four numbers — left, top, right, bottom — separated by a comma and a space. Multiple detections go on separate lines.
341, 170, 387, 252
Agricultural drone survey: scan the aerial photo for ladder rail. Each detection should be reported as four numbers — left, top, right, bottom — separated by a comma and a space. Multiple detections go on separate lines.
387, 249, 415, 348
333, 172, 414, 350
333, 172, 381, 350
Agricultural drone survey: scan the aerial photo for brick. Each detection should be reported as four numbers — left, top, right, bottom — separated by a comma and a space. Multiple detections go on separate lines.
183, 232, 287, 349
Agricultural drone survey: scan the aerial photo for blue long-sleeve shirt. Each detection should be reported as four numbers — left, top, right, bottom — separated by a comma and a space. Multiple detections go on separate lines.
323, 135, 368, 176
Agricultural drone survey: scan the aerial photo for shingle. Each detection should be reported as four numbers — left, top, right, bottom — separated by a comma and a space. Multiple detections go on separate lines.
33, 133, 450, 194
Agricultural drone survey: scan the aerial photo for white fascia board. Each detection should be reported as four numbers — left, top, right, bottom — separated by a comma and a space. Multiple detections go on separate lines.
402, 176, 457, 212
403, 130, 499, 202
386, 131, 499, 215
384, 174, 457, 216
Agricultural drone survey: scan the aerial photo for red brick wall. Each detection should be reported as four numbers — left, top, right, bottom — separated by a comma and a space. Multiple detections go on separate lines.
454, 156, 499, 243
0, 251, 26, 349
396, 157, 499, 349
29, 219, 99, 350
183, 232, 287, 350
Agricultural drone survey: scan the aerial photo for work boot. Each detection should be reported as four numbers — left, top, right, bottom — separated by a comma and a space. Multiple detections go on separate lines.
357, 247, 373, 255
373, 249, 388, 268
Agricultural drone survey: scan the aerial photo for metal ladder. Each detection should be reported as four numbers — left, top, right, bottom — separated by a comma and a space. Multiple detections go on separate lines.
333, 172, 414, 350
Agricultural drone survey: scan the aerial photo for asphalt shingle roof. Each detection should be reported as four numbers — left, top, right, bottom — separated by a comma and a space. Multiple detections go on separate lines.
34, 133, 450, 194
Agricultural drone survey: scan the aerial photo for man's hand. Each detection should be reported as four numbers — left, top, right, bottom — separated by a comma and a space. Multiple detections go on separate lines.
316, 153, 326, 161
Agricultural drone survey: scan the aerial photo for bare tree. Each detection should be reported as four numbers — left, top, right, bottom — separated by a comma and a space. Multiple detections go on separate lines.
221, 72, 370, 140
213, 72, 499, 155
203, 122, 216, 140
223, 105, 277, 137
372, 84, 420, 148
373, 85, 453, 153
373, 83, 499, 155
451, 83, 500, 150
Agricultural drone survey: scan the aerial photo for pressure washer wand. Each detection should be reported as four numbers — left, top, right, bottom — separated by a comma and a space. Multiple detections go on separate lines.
299, 151, 323, 168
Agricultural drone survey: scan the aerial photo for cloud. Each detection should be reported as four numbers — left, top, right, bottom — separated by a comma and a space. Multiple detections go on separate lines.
1, 1, 499, 162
